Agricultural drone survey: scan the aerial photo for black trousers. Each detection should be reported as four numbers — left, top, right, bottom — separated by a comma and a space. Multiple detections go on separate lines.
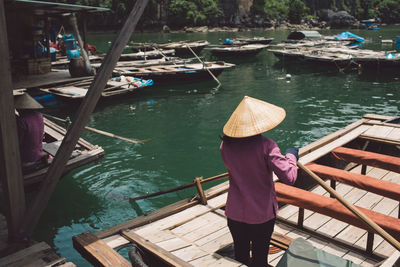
227, 217, 275, 267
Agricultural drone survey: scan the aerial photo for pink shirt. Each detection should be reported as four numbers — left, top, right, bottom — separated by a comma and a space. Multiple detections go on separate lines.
220, 134, 297, 224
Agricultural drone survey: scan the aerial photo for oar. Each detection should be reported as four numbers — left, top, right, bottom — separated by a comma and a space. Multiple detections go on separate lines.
186, 44, 222, 87
108, 172, 229, 202
297, 161, 400, 251
43, 114, 150, 144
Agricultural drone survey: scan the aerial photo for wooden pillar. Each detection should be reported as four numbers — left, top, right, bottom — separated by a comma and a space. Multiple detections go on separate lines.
194, 177, 207, 205
0, 0, 26, 241
18, 0, 149, 239
81, 12, 88, 54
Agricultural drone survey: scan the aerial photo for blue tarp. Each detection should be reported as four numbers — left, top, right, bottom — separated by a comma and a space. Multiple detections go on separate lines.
334, 31, 365, 43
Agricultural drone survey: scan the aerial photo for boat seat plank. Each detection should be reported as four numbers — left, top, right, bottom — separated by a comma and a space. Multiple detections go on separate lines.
299, 125, 370, 165
72, 232, 131, 267
134, 227, 176, 244
306, 163, 400, 201
275, 182, 400, 240
332, 147, 400, 173
362, 125, 393, 139
206, 192, 227, 209
102, 234, 130, 249
121, 230, 193, 267
156, 237, 192, 252
187, 254, 222, 266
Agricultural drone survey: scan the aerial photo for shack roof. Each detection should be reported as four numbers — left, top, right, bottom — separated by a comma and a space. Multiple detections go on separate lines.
287, 31, 322, 40
5, 0, 109, 16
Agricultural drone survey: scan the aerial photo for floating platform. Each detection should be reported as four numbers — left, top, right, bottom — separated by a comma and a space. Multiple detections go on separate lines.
73, 114, 400, 266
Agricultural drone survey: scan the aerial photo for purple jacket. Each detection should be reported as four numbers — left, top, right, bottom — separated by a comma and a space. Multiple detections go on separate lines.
17, 111, 44, 164
220, 134, 297, 224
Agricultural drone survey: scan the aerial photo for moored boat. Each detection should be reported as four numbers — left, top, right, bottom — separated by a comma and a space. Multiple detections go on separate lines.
40, 76, 153, 102
208, 44, 268, 57
113, 61, 235, 83
24, 116, 104, 189
72, 114, 400, 266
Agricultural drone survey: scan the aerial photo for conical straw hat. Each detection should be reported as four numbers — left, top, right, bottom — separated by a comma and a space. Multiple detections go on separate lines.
223, 96, 286, 138
14, 93, 43, 110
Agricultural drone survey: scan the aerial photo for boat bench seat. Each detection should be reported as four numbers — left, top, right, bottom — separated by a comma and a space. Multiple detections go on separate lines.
332, 147, 400, 173
275, 182, 400, 241
306, 163, 400, 201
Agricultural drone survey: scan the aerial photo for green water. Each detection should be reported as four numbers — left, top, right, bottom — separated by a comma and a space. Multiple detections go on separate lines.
34, 26, 400, 266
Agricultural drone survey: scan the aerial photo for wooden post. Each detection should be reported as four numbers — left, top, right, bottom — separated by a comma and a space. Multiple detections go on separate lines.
18, 0, 150, 239
70, 13, 93, 75
0, 0, 26, 241
194, 177, 207, 205
297, 207, 304, 228
81, 12, 88, 54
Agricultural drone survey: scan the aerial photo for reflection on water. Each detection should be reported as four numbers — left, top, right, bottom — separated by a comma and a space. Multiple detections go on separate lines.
35, 27, 400, 266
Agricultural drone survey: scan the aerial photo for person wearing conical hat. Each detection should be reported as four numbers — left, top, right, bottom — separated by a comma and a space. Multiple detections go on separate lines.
14, 92, 46, 172
220, 96, 299, 266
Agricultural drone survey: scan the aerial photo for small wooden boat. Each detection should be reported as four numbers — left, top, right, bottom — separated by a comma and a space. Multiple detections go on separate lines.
129, 41, 210, 57
119, 49, 176, 61
40, 76, 153, 102
113, 61, 235, 83
224, 37, 274, 45
73, 114, 400, 266
208, 44, 268, 57
302, 50, 355, 68
90, 57, 197, 69
268, 48, 305, 61
24, 117, 104, 189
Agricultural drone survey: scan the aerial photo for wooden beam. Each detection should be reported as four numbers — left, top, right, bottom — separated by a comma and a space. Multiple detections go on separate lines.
73, 232, 131, 267
0, 0, 26, 240
121, 230, 193, 267
18, 0, 150, 239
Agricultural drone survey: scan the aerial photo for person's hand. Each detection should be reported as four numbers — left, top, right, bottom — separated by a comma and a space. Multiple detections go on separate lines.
285, 148, 299, 160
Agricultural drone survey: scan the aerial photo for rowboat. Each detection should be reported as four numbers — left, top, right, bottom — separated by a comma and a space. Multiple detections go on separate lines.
224, 37, 274, 45
73, 114, 400, 266
119, 49, 175, 60
24, 117, 104, 190
113, 61, 235, 83
40, 76, 153, 102
207, 44, 268, 57
128, 41, 210, 57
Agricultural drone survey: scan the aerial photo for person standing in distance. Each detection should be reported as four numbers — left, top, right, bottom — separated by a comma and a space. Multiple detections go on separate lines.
220, 96, 299, 266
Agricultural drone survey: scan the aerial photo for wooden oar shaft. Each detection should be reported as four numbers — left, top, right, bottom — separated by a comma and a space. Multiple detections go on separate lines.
43, 114, 150, 144
186, 45, 221, 86
297, 161, 400, 251
127, 172, 229, 202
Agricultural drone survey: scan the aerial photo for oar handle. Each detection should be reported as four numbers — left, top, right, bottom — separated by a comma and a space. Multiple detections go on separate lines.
297, 161, 400, 251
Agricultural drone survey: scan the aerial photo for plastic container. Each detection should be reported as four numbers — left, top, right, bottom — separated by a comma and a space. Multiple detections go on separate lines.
66, 49, 80, 60
397, 36, 400, 51
63, 34, 77, 50
50, 47, 57, 61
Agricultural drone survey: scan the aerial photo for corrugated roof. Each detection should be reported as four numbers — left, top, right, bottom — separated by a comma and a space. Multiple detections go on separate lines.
5, 0, 109, 16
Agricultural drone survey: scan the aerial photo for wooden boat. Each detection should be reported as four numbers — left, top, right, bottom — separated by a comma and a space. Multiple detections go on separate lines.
302, 50, 355, 68
113, 61, 235, 83
207, 44, 268, 57
268, 48, 305, 61
128, 41, 210, 57
225, 37, 274, 45
119, 49, 175, 60
90, 57, 198, 70
24, 117, 104, 189
40, 76, 153, 102
72, 114, 400, 266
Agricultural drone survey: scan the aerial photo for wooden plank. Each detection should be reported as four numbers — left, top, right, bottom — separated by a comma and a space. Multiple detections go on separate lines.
73, 232, 131, 267
171, 245, 208, 262
102, 234, 130, 249
122, 230, 193, 267
19, 0, 150, 238
0, 242, 50, 265
298, 118, 367, 158
0, 0, 26, 240
188, 254, 222, 267
95, 182, 228, 239
299, 125, 370, 165
362, 125, 393, 139
156, 237, 191, 252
